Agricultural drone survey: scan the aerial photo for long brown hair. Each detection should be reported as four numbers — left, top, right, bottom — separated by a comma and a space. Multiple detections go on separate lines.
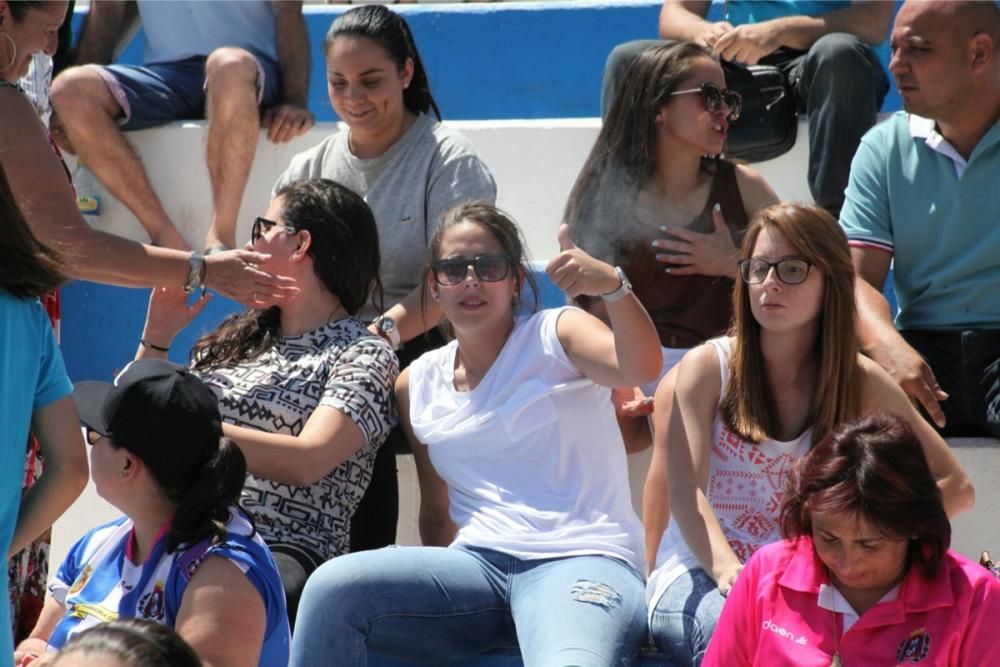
721, 203, 859, 444
0, 161, 66, 297
563, 42, 719, 261
192, 179, 382, 371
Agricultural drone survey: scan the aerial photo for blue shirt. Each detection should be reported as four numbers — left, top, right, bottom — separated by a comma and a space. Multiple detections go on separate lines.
0, 291, 71, 658
724, 1, 851, 25
48, 509, 290, 665
840, 113, 1000, 330
136, 0, 278, 64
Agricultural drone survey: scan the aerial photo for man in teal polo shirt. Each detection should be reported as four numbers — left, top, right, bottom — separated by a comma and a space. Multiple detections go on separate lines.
840, 0, 1000, 438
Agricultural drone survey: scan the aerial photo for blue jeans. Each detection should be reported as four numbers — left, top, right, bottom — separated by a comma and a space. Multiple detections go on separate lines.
290, 546, 647, 666
648, 567, 725, 667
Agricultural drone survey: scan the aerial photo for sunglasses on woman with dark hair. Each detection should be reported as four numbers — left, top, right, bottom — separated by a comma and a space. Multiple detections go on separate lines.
431, 254, 511, 286
670, 82, 743, 123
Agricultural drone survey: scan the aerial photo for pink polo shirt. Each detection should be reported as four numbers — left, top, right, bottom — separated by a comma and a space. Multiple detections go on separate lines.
704, 537, 1000, 666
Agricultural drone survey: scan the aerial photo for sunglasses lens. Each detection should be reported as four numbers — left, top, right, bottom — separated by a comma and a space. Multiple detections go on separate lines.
723, 92, 742, 121
475, 256, 510, 282
701, 84, 722, 112
85, 427, 102, 445
777, 260, 810, 284
435, 260, 468, 286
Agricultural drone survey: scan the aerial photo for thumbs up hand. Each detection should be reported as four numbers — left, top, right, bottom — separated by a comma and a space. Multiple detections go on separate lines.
545, 224, 623, 298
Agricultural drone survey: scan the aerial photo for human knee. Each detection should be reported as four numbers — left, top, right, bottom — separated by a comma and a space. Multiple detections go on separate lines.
51, 66, 116, 118
205, 47, 259, 91
805, 33, 880, 80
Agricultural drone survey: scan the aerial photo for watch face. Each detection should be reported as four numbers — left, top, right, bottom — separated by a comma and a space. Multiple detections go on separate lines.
379, 317, 396, 334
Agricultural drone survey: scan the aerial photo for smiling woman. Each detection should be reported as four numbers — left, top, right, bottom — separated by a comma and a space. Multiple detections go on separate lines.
704, 414, 1000, 667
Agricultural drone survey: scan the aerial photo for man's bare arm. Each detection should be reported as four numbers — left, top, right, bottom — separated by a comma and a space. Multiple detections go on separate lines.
73, 0, 138, 66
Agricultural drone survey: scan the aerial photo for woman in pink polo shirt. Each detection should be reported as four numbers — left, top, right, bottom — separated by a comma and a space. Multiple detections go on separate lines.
705, 413, 999, 666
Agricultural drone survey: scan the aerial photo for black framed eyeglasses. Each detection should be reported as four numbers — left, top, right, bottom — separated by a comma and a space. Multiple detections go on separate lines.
251, 216, 297, 244
738, 257, 813, 285
84, 426, 104, 446
670, 82, 743, 123
431, 254, 512, 286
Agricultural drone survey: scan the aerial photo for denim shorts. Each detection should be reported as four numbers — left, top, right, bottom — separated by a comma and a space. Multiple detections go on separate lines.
92, 52, 281, 130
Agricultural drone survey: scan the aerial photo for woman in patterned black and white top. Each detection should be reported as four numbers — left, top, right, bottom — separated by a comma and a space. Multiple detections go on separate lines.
136, 179, 399, 625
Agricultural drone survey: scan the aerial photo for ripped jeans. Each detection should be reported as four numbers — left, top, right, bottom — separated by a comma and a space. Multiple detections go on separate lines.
290, 545, 647, 666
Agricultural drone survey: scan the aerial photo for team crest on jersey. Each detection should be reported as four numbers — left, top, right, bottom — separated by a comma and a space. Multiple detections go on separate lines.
68, 565, 94, 595
896, 628, 931, 663
137, 581, 166, 621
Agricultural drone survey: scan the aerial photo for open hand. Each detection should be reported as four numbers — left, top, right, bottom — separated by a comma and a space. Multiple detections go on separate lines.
611, 386, 655, 418
652, 204, 739, 278
545, 225, 622, 298
144, 286, 212, 347
203, 250, 299, 308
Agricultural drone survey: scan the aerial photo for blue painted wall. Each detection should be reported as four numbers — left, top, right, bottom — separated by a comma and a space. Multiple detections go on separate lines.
77, 0, 902, 122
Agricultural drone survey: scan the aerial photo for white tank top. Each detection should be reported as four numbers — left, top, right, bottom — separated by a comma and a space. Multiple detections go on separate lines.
407, 307, 645, 573
646, 337, 812, 612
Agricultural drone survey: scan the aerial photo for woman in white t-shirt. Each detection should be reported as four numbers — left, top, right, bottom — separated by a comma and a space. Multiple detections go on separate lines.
645, 203, 974, 666
289, 203, 663, 666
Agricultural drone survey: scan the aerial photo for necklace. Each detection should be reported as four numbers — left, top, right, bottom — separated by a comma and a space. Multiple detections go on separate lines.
828, 568, 843, 667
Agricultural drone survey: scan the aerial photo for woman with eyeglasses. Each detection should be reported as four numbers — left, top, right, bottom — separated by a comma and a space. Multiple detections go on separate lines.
645, 203, 973, 666
564, 43, 778, 561
704, 413, 996, 667
134, 179, 398, 626
273, 3, 496, 554
289, 203, 662, 666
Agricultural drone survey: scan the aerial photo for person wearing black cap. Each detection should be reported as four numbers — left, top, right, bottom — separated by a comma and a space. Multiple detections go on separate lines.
14, 359, 290, 667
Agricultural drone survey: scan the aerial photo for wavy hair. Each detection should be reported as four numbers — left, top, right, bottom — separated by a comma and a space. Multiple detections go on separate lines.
0, 161, 66, 297
325, 4, 441, 120
721, 203, 859, 444
563, 42, 719, 261
781, 413, 951, 579
192, 179, 382, 371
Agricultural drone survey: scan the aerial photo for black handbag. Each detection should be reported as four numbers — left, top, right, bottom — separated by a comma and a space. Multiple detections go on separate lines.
721, 60, 797, 163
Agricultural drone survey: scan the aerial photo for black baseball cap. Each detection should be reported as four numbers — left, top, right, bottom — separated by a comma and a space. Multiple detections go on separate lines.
73, 359, 223, 479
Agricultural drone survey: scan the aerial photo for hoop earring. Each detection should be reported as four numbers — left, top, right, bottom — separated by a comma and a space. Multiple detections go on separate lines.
0, 32, 15, 73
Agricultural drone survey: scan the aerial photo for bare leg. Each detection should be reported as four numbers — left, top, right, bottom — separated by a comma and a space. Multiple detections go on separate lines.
50, 66, 189, 250
203, 48, 262, 251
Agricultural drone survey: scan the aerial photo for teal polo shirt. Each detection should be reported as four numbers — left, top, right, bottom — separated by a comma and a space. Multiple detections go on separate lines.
840, 112, 1000, 330
725, 1, 850, 25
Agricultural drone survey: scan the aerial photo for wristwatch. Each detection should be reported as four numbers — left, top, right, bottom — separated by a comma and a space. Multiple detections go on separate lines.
601, 266, 633, 303
184, 251, 206, 294
374, 315, 401, 350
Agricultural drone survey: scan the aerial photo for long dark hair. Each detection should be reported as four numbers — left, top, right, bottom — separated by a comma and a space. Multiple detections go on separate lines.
109, 434, 247, 554
781, 414, 951, 579
722, 203, 859, 444
54, 619, 202, 667
563, 42, 719, 261
325, 4, 441, 120
0, 161, 67, 297
192, 179, 383, 371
